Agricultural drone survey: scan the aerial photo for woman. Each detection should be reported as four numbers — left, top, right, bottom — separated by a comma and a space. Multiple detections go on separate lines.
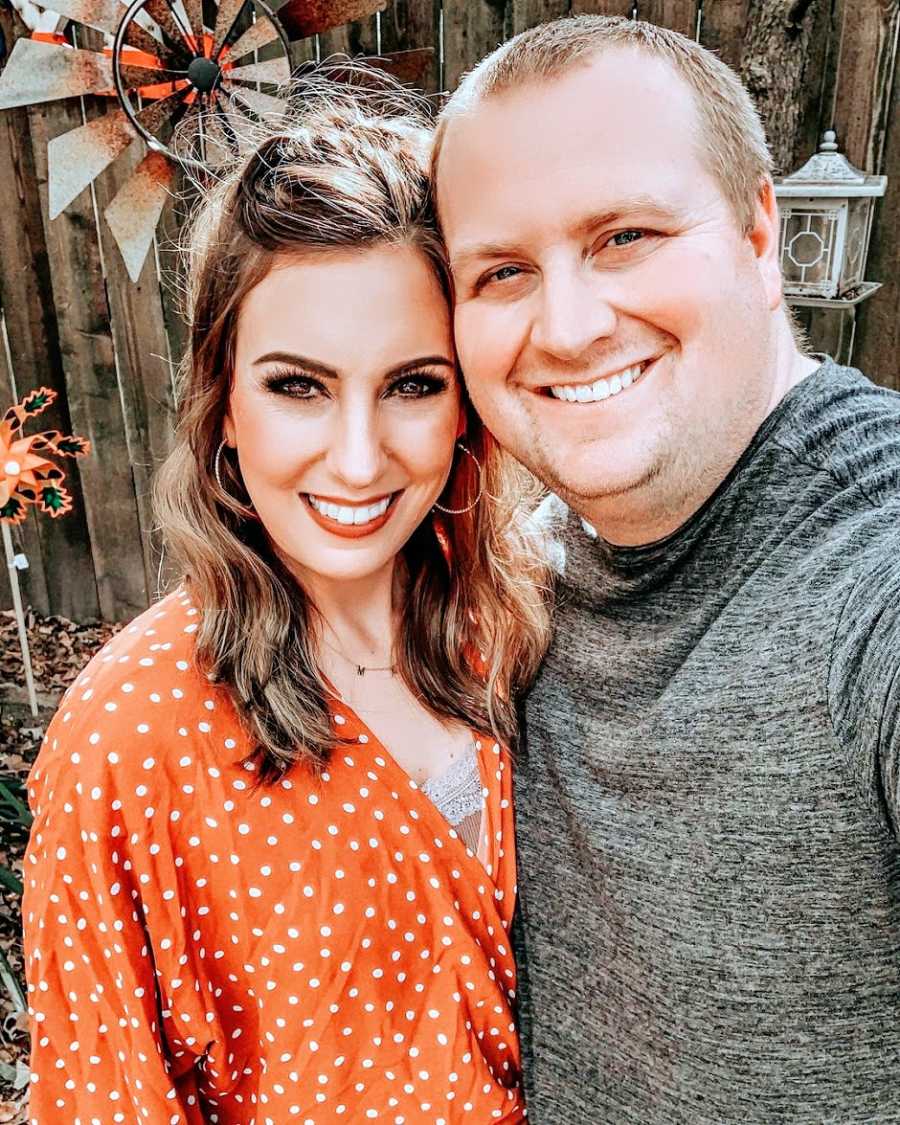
22, 74, 549, 1123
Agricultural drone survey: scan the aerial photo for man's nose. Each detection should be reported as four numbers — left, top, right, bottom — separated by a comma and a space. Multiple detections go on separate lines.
325, 405, 387, 489
530, 264, 618, 362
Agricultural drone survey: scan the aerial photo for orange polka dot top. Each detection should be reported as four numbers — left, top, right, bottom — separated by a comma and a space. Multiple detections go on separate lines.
23, 588, 525, 1124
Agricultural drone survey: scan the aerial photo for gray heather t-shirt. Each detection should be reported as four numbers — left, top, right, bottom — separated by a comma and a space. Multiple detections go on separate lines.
517, 359, 900, 1123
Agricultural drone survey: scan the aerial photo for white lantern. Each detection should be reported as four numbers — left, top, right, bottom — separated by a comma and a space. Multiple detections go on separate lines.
774, 131, 886, 306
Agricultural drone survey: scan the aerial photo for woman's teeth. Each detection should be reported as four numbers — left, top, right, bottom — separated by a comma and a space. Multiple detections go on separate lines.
307, 494, 392, 525
549, 363, 644, 403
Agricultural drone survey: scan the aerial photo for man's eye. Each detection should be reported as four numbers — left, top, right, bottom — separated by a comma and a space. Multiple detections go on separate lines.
493, 265, 522, 281
608, 230, 644, 247
477, 264, 523, 290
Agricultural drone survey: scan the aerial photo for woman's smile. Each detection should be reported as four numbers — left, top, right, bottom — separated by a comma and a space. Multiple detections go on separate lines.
303, 490, 400, 538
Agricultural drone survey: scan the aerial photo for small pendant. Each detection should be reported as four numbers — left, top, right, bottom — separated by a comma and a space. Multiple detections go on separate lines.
356, 665, 365, 677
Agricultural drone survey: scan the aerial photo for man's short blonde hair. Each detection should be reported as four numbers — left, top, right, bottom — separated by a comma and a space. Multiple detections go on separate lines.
434, 14, 773, 234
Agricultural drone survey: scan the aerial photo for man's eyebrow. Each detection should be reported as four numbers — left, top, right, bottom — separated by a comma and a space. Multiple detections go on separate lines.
252, 351, 338, 377
449, 197, 679, 274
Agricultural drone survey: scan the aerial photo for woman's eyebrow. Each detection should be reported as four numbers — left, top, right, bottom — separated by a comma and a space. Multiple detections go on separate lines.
386, 357, 456, 377
253, 351, 339, 377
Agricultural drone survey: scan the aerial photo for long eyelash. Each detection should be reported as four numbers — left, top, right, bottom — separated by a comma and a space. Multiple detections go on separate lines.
387, 372, 449, 397
263, 368, 324, 395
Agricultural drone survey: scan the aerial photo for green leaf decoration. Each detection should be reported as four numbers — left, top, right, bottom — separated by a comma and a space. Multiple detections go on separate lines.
21, 387, 56, 416
55, 435, 90, 457
0, 496, 25, 522
40, 485, 67, 513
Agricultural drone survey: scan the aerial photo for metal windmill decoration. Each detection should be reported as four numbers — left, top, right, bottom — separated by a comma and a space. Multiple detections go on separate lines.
0, 0, 425, 281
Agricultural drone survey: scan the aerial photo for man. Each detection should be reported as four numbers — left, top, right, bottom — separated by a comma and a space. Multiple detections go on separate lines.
434, 15, 900, 1123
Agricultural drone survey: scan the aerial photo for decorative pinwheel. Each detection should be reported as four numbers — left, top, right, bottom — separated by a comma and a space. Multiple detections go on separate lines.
0, 0, 400, 280
0, 387, 91, 525
1, 387, 91, 720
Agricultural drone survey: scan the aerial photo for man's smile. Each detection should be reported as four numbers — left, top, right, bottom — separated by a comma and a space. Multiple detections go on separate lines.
530, 357, 662, 405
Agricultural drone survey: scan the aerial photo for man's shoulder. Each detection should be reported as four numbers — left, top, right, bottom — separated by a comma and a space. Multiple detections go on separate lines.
776, 358, 900, 510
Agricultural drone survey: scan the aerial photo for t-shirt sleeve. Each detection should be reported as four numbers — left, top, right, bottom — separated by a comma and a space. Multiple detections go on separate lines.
828, 533, 900, 840
23, 712, 207, 1123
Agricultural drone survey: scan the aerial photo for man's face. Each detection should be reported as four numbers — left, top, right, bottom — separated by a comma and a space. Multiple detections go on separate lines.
437, 50, 782, 538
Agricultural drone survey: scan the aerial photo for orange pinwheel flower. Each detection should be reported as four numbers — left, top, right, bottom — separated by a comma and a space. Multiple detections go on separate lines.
0, 388, 90, 525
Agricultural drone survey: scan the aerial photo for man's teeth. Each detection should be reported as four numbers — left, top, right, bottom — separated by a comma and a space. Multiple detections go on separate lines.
549, 364, 642, 403
308, 495, 392, 524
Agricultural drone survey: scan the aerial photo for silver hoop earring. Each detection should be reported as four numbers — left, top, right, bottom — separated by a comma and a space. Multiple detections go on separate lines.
214, 439, 255, 516
214, 439, 228, 493
433, 442, 484, 516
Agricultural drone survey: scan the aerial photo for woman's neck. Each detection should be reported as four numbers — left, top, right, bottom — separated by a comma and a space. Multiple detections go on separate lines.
302, 561, 400, 664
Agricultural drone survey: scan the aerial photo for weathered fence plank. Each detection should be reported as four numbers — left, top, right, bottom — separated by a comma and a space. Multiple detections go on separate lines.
638, 1, 698, 37
855, 42, 899, 388
443, 1, 508, 90
568, 2, 634, 16
379, 1, 440, 94
0, 8, 98, 620
511, 0, 570, 35
29, 94, 149, 621
699, 0, 751, 67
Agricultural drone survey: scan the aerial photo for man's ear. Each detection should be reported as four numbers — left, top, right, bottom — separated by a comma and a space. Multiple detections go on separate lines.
747, 178, 783, 311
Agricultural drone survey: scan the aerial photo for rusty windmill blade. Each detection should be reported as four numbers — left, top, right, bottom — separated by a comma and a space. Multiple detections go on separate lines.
179, 0, 206, 48
47, 110, 136, 219
372, 48, 434, 87
0, 40, 115, 109
46, 0, 181, 63
47, 86, 192, 218
43, 0, 127, 35
104, 149, 175, 281
139, 0, 195, 66
0, 40, 186, 111
273, 0, 386, 42
226, 56, 291, 85
211, 0, 248, 59
224, 16, 281, 62
227, 84, 288, 121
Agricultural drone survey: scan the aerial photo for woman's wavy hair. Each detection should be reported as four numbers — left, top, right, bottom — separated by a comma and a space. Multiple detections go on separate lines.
154, 65, 551, 783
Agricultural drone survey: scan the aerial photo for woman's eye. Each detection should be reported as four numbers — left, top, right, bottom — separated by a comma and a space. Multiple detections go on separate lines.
608, 230, 644, 248
389, 374, 447, 398
266, 373, 323, 399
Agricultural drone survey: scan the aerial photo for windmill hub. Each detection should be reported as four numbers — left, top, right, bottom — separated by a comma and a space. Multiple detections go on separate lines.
188, 57, 222, 94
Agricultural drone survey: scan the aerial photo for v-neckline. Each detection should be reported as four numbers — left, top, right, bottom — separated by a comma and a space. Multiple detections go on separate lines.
329, 697, 501, 896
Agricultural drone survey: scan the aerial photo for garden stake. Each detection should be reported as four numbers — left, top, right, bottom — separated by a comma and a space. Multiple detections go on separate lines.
2, 520, 38, 719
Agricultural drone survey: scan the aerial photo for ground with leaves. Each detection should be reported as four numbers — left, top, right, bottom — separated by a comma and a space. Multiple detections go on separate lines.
0, 609, 119, 1122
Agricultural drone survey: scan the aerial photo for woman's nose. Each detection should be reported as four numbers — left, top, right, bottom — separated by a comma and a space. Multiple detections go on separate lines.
325, 405, 387, 491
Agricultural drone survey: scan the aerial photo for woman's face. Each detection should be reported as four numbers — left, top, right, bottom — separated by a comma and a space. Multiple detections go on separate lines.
226, 244, 460, 587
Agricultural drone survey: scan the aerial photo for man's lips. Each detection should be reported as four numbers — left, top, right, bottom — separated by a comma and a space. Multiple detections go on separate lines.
531, 357, 659, 404
303, 491, 400, 538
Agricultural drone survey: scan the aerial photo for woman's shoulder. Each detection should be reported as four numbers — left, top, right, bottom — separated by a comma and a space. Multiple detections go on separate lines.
30, 588, 250, 814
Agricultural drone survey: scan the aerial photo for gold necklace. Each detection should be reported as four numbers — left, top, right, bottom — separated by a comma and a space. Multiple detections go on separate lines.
319, 633, 395, 677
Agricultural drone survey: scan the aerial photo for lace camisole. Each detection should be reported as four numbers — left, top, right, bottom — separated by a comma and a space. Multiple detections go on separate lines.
421, 743, 484, 857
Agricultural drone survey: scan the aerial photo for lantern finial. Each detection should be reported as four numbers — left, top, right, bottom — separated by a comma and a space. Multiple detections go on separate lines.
820, 130, 839, 152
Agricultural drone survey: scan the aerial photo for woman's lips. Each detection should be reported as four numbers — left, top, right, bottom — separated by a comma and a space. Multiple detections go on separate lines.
303, 492, 400, 539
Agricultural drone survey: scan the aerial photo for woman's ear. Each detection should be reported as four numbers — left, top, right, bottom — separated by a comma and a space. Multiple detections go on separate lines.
223, 414, 236, 447
455, 407, 467, 441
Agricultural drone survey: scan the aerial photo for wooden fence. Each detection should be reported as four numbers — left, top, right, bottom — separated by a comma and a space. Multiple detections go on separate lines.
0, 0, 897, 622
